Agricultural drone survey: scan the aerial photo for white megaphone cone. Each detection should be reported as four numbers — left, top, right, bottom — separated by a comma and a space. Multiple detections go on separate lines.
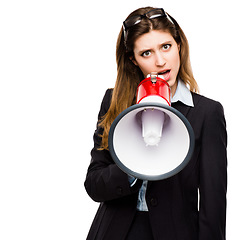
108, 73, 195, 181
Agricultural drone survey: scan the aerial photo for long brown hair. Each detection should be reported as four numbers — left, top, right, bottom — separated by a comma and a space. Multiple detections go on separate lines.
98, 7, 199, 150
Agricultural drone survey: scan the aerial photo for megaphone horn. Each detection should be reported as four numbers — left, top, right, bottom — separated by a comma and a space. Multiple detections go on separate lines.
108, 73, 195, 181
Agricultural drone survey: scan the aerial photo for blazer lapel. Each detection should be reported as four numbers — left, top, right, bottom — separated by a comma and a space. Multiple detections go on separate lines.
171, 101, 191, 118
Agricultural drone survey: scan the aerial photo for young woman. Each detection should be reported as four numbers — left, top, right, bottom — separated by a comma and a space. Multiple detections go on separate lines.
84, 7, 227, 240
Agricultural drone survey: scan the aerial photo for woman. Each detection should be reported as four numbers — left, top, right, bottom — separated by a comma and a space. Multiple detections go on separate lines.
84, 7, 227, 240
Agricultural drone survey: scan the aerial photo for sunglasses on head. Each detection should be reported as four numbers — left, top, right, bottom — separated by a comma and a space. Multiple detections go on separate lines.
123, 8, 174, 42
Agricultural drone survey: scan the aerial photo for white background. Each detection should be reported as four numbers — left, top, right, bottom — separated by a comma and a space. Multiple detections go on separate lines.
0, 0, 240, 239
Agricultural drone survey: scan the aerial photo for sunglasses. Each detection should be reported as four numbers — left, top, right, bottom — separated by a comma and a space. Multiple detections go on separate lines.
123, 8, 174, 42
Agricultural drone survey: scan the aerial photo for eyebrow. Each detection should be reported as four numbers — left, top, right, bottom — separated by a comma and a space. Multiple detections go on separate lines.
137, 40, 173, 55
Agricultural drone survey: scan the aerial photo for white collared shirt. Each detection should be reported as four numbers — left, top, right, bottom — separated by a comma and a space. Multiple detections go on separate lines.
171, 79, 194, 107
136, 79, 194, 211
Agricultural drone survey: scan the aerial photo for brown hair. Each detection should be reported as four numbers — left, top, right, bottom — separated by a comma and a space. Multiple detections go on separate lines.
98, 7, 199, 150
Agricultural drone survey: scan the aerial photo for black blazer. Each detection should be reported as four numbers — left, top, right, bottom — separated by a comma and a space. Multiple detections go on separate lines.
84, 89, 227, 240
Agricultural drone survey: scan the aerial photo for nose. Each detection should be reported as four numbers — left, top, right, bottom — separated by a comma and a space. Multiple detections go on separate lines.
155, 52, 166, 67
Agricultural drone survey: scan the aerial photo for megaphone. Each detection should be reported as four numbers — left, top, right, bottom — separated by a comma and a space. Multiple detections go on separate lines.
108, 73, 195, 181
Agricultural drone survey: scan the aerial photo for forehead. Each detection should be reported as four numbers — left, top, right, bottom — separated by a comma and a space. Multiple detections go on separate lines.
134, 30, 175, 50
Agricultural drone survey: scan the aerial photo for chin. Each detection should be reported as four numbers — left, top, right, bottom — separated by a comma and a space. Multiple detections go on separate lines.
167, 78, 177, 88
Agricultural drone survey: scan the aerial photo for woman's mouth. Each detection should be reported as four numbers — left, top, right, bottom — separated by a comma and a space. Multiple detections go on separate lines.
158, 70, 171, 81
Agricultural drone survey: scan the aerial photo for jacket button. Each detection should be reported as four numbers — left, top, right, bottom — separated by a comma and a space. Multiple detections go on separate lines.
150, 197, 158, 207
116, 187, 123, 196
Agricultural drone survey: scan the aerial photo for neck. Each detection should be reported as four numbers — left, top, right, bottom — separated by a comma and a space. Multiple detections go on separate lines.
170, 80, 178, 97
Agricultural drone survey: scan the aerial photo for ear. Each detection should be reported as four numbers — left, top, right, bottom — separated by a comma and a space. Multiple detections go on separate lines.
130, 56, 138, 66
178, 43, 181, 52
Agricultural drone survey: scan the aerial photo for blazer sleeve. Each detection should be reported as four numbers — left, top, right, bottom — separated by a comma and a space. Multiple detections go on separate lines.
198, 100, 227, 240
84, 89, 142, 202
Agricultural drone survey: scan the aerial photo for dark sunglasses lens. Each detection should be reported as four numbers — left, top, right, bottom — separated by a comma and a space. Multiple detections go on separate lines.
146, 9, 165, 19
125, 16, 142, 28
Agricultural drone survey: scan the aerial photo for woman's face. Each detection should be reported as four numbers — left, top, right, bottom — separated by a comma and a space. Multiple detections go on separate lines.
132, 30, 180, 95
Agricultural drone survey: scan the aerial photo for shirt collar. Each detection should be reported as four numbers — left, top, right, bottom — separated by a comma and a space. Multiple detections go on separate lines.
171, 79, 194, 107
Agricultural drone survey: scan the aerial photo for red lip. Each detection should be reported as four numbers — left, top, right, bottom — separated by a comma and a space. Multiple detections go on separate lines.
158, 69, 170, 74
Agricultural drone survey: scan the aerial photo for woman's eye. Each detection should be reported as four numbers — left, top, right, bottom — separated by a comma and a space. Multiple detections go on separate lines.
141, 50, 151, 57
162, 44, 171, 50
